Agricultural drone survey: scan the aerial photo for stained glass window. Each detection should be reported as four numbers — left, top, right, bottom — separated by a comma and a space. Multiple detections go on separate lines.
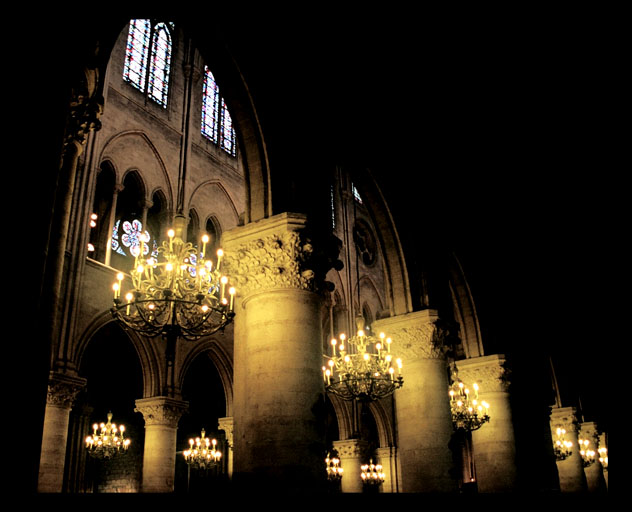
147, 23, 172, 107
220, 98, 236, 157
201, 66, 237, 157
111, 219, 158, 259
123, 19, 151, 92
123, 19, 173, 108
202, 66, 220, 143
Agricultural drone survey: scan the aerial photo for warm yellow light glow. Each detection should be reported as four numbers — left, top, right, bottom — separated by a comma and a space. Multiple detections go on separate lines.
168, 229, 175, 238
202, 234, 209, 244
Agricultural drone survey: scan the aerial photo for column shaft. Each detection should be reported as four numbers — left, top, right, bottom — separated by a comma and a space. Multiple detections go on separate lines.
135, 396, 188, 493
333, 439, 367, 493
373, 309, 456, 493
550, 406, 587, 492
457, 355, 517, 493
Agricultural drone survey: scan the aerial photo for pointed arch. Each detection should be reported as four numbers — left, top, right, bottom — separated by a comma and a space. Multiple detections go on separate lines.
179, 337, 234, 417
448, 252, 484, 358
350, 169, 413, 316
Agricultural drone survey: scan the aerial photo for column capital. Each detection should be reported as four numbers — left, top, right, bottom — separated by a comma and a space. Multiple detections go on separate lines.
372, 309, 448, 361
134, 396, 188, 427
223, 212, 339, 298
218, 416, 234, 448
455, 354, 511, 393
333, 438, 369, 459
46, 371, 87, 408
550, 406, 580, 433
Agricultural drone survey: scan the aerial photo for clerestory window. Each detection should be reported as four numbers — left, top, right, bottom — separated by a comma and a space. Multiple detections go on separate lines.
123, 19, 173, 108
202, 66, 237, 157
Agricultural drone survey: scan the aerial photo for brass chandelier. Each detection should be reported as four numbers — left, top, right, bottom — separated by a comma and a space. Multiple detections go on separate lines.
325, 453, 344, 482
448, 367, 490, 432
553, 427, 573, 461
183, 429, 222, 470
111, 218, 236, 341
85, 411, 131, 459
323, 315, 403, 402
578, 437, 596, 467
360, 459, 385, 486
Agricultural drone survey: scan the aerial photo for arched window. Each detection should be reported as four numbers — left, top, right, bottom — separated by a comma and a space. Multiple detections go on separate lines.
201, 67, 220, 144
147, 22, 172, 107
88, 161, 116, 263
123, 19, 173, 108
201, 65, 237, 157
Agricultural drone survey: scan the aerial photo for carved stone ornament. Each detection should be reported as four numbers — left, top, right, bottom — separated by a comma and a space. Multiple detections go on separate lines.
218, 417, 234, 447
456, 355, 511, 393
134, 397, 188, 427
550, 406, 580, 433
333, 438, 369, 459
46, 372, 87, 408
224, 231, 316, 296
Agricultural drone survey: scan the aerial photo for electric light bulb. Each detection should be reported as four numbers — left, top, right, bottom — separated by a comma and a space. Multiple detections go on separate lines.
202, 234, 209, 244
168, 229, 175, 238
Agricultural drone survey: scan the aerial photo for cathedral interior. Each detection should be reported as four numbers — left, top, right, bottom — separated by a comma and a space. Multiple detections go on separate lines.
15, 7, 607, 499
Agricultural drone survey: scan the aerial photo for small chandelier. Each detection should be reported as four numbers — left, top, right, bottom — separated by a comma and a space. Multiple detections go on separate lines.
598, 447, 608, 470
578, 437, 596, 467
183, 429, 222, 470
85, 412, 130, 459
325, 453, 344, 482
111, 218, 236, 341
448, 368, 490, 432
323, 315, 403, 402
360, 459, 385, 486
553, 427, 573, 461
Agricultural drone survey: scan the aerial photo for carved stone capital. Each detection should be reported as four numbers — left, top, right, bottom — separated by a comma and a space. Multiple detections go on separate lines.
372, 309, 448, 361
579, 421, 600, 444
550, 406, 580, 433
46, 371, 87, 409
218, 416, 234, 448
456, 354, 511, 393
223, 213, 339, 298
64, 96, 103, 150
134, 396, 188, 427
333, 438, 369, 459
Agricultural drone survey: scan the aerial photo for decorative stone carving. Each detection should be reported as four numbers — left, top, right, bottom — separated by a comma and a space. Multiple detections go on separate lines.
373, 310, 447, 361
134, 397, 188, 427
218, 417, 234, 448
224, 231, 315, 295
456, 355, 511, 393
550, 406, 580, 433
223, 213, 341, 298
46, 372, 87, 408
333, 438, 369, 459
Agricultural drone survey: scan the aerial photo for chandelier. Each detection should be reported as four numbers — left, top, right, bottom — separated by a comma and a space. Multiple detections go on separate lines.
322, 315, 403, 402
448, 368, 490, 432
598, 447, 608, 470
111, 220, 236, 341
85, 412, 130, 459
360, 459, 385, 486
325, 453, 344, 482
183, 429, 222, 470
578, 437, 596, 467
553, 427, 573, 460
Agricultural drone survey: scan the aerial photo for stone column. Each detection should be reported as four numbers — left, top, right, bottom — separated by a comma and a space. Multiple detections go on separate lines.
223, 213, 333, 492
457, 354, 516, 492
580, 421, 607, 493
333, 439, 368, 493
372, 309, 457, 493
550, 406, 586, 492
134, 396, 188, 493
376, 446, 399, 493
37, 372, 87, 492
218, 417, 234, 479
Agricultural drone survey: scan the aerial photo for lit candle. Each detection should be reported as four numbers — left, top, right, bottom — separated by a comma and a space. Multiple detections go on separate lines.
168, 228, 175, 251
217, 249, 224, 271
220, 276, 228, 301
229, 287, 236, 310
331, 338, 337, 356
201, 234, 209, 258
